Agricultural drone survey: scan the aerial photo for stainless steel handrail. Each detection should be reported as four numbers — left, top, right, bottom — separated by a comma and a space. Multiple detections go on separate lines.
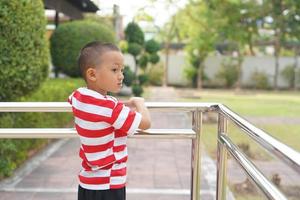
0, 102, 299, 200
219, 134, 287, 200
0, 102, 217, 112
1, 102, 298, 173
216, 104, 300, 174
0, 128, 196, 139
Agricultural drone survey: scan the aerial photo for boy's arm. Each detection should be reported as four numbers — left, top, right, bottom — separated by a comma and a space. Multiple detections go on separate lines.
126, 97, 151, 130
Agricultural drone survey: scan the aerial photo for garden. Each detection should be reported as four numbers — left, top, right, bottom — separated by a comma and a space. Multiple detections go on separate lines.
0, 1, 300, 200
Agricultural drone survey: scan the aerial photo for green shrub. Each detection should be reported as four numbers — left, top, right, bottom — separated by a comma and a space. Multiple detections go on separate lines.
119, 40, 128, 53
138, 74, 149, 85
0, 78, 84, 179
149, 53, 160, 64
138, 54, 148, 70
185, 66, 209, 88
184, 66, 197, 87
50, 20, 115, 77
127, 43, 142, 57
251, 71, 270, 90
145, 39, 160, 54
0, 0, 49, 101
124, 22, 144, 45
132, 84, 143, 97
297, 70, 300, 85
281, 65, 295, 88
148, 64, 164, 86
216, 58, 239, 88
123, 66, 135, 87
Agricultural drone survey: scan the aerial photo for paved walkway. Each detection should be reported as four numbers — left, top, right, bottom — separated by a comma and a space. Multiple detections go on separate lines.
3, 87, 298, 199
0, 87, 221, 200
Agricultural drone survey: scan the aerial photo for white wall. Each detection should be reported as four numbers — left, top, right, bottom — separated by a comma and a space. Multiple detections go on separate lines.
161, 53, 190, 86
204, 56, 297, 88
124, 53, 299, 88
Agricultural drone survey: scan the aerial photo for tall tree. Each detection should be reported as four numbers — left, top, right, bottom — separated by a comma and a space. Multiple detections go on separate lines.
210, 0, 260, 90
155, 0, 185, 87
261, 0, 300, 89
172, 1, 221, 88
124, 22, 160, 96
280, 1, 300, 90
159, 14, 183, 86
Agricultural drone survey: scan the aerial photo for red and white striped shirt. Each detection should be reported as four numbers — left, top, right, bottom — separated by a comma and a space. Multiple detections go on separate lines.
68, 87, 142, 190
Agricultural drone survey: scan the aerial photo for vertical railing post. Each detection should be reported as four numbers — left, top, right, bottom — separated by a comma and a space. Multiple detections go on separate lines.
191, 109, 202, 200
216, 113, 228, 200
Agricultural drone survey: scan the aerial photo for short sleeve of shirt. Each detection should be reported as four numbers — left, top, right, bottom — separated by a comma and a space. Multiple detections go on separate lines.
109, 102, 142, 136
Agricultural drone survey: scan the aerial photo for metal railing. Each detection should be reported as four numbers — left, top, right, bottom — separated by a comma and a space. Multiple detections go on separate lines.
0, 102, 300, 200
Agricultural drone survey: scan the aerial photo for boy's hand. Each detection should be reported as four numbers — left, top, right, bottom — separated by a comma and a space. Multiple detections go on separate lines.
124, 97, 145, 109
124, 97, 151, 130
130, 97, 145, 106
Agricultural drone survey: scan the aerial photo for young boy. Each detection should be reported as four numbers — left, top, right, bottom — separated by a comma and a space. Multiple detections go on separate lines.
68, 41, 151, 200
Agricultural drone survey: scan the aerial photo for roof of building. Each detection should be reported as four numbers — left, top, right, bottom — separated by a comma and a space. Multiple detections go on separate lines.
44, 0, 99, 19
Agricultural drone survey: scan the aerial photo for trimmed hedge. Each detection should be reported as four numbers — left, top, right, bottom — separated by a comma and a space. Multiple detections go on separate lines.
50, 20, 115, 77
0, 0, 49, 101
124, 22, 144, 45
0, 78, 84, 179
123, 66, 135, 87
145, 39, 160, 54
251, 71, 270, 90
216, 58, 239, 88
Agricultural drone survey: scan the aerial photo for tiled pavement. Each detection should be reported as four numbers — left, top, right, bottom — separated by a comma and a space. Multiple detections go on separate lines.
2, 87, 299, 199
0, 87, 223, 200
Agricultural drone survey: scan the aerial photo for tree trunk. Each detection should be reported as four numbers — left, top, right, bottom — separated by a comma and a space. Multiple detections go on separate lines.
196, 53, 208, 89
164, 42, 169, 87
272, 21, 282, 90
235, 50, 243, 91
54, 67, 59, 78
197, 62, 202, 89
54, 11, 60, 78
134, 56, 138, 84
248, 32, 255, 56
273, 35, 280, 90
274, 54, 280, 90
293, 47, 298, 90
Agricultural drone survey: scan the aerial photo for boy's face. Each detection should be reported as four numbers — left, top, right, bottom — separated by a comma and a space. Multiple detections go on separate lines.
86, 51, 124, 95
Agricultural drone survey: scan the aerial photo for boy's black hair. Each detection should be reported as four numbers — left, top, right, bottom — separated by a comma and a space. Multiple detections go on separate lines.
78, 41, 120, 81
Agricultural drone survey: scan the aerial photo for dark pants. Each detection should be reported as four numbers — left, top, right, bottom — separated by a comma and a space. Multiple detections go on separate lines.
78, 185, 126, 200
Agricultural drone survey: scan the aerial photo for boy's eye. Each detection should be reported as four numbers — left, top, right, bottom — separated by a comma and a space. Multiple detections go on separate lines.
112, 68, 118, 72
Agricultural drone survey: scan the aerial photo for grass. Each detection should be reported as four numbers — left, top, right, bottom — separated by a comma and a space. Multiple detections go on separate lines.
163, 88, 300, 200
202, 122, 300, 160
180, 89, 300, 117
178, 89, 300, 159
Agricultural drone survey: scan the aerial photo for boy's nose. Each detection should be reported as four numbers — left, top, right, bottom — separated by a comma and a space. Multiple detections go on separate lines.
119, 72, 124, 80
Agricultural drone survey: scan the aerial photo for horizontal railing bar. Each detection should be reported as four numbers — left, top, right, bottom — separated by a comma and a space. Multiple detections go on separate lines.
216, 104, 300, 174
0, 102, 299, 174
0, 102, 70, 112
0, 128, 195, 139
219, 134, 287, 200
0, 102, 217, 112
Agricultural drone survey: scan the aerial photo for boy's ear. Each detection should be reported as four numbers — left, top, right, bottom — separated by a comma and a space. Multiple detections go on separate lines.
86, 68, 97, 82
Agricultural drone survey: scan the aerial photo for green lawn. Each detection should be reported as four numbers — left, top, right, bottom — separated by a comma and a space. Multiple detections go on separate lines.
179, 89, 300, 159
202, 123, 300, 160
181, 89, 300, 117
180, 89, 300, 199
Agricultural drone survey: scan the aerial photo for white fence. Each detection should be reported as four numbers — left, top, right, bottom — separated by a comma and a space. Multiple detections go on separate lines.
124, 53, 299, 88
